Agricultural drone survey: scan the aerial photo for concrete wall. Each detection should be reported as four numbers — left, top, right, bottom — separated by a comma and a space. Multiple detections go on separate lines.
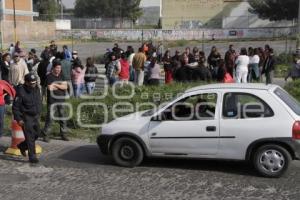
162, 0, 223, 29
222, 2, 294, 28
56, 27, 297, 41
161, 0, 294, 29
1, 20, 56, 43
4, 0, 33, 21
5, 0, 31, 11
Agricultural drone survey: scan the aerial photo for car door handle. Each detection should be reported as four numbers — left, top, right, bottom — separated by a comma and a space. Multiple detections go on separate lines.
151, 133, 157, 136
206, 126, 216, 132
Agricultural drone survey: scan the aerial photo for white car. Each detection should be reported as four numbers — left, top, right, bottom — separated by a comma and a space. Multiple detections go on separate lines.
97, 84, 300, 177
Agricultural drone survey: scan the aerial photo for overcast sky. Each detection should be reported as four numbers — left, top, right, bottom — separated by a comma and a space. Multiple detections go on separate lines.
62, 0, 160, 9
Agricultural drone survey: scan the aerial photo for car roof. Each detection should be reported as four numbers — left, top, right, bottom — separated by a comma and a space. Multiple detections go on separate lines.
186, 83, 279, 93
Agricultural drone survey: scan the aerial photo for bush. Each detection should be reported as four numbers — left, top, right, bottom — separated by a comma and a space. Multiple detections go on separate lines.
284, 79, 300, 101
275, 64, 289, 78
274, 53, 293, 77
167, 39, 189, 48
68, 82, 203, 127
276, 53, 293, 65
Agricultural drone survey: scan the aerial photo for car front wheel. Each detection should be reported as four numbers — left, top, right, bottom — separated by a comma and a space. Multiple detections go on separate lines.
112, 137, 144, 167
253, 144, 291, 178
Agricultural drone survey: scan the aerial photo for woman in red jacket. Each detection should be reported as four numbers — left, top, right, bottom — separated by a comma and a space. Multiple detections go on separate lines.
163, 50, 173, 84
118, 53, 130, 85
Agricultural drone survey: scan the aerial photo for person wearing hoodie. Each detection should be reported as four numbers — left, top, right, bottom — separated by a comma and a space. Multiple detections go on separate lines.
71, 62, 86, 97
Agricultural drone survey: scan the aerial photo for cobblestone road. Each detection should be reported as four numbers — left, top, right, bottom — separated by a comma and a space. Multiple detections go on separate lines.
0, 137, 299, 200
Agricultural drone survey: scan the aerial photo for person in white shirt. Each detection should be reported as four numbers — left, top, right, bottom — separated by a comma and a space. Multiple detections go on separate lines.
126, 46, 135, 82
235, 48, 250, 83
9, 53, 29, 86
248, 48, 260, 82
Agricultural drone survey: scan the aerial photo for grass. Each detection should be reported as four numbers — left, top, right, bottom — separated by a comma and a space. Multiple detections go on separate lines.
3, 82, 204, 142
3, 80, 300, 142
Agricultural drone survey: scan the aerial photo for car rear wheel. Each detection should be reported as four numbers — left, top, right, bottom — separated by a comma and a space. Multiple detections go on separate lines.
253, 144, 291, 178
112, 137, 144, 167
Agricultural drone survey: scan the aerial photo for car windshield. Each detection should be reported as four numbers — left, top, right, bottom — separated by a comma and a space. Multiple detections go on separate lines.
141, 94, 185, 117
274, 88, 300, 115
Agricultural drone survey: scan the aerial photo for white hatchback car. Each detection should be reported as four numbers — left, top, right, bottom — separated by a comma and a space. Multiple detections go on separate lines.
97, 84, 300, 177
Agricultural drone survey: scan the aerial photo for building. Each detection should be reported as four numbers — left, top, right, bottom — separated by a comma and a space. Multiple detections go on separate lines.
0, 0, 38, 22
161, 0, 294, 29
0, 0, 56, 46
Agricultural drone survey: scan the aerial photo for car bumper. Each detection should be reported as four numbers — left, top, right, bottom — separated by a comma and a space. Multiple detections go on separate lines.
292, 140, 300, 160
97, 134, 113, 155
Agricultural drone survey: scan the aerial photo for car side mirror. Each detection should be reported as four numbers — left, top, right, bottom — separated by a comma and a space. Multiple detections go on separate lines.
151, 113, 166, 121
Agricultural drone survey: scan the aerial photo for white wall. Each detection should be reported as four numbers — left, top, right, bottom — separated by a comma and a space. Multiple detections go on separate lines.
223, 2, 294, 28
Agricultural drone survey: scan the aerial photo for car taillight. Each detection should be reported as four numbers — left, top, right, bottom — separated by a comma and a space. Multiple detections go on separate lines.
293, 121, 300, 139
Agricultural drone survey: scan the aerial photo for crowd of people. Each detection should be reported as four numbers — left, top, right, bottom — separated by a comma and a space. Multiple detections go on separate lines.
104, 42, 300, 87
0, 40, 100, 163
0, 40, 300, 163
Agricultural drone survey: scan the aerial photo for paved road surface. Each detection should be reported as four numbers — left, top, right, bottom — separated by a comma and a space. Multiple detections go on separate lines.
0, 135, 299, 200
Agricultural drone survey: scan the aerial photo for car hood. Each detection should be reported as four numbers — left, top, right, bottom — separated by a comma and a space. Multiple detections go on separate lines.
102, 111, 152, 135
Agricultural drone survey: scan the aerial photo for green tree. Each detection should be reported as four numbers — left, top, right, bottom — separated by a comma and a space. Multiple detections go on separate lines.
34, 0, 59, 21
249, 0, 299, 21
74, 0, 142, 21
74, 0, 106, 18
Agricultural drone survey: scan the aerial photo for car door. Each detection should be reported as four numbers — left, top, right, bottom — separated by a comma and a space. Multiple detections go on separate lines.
219, 91, 289, 160
148, 92, 220, 155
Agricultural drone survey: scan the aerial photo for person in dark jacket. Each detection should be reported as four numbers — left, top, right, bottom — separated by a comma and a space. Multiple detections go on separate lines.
174, 53, 190, 82
195, 58, 212, 82
42, 61, 69, 142
12, 73, 42, 163
224, 45, 236, 77
262, 48, 276, 84
49, 40, 58, 56
37, 58, 50, 101
1, 53, 12, 104
1, 53, 11, 82
207, 46, 221, 79
84, 57, 98, 94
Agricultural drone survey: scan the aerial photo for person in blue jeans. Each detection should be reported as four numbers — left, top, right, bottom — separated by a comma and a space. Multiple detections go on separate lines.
84, 57, 98, 94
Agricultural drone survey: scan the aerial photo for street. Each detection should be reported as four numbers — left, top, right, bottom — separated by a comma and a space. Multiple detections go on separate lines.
0, 136, 299, 200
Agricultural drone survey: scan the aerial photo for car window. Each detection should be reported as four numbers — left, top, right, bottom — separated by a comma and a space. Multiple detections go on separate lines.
163, 93, 218, 121
274, 88, 300, 115
223, 93, 274, 119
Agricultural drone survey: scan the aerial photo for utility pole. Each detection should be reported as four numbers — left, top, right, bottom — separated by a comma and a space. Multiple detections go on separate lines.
60, 0, 64, 19
13, 0, 17, 43
297, 0, 300, 52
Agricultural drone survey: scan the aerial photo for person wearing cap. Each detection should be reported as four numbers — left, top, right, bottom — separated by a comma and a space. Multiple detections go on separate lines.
49, 40, 57, 56
9, 52, 29, 86
72, 50, 82, 67
12, 73, 42, 163
63, 45, 72, 61
112, 43, 123, 56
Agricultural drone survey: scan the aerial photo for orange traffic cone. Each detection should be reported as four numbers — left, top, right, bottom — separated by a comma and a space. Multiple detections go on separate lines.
5, 120, 42, 156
